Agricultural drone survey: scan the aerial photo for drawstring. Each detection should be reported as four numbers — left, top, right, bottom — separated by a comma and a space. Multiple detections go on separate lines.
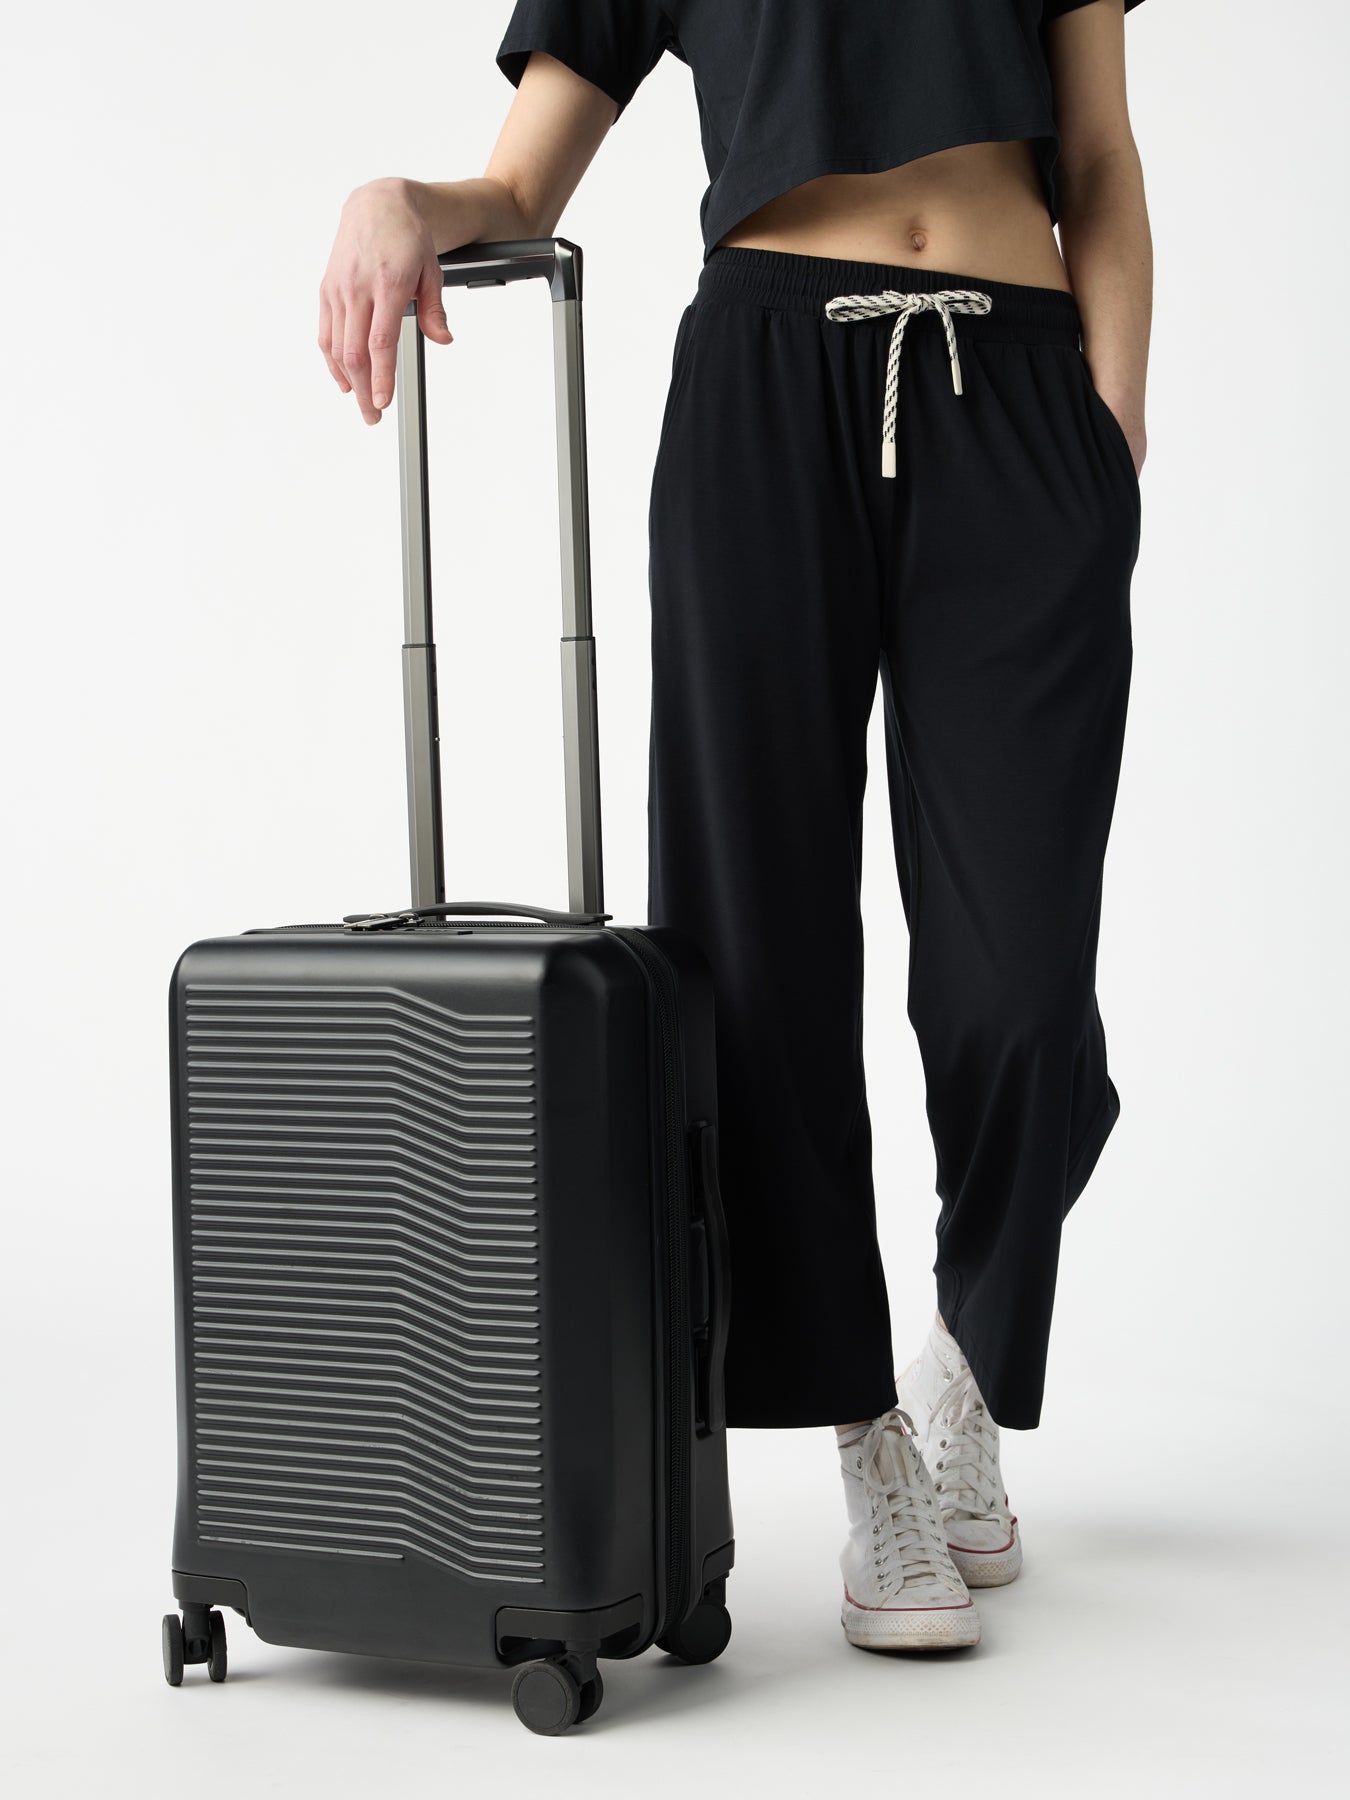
823, 289, 993, 478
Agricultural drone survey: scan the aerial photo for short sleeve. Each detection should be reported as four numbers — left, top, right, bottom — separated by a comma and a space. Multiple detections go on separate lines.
496, 0, 673, 120
1044, 1, 1147, 16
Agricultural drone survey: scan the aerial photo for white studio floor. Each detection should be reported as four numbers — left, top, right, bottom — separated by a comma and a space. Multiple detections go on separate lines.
7, 1376, 1343, 1800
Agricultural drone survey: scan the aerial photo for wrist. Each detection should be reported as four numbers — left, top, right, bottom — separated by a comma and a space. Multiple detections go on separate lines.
413, 177, 532, 254
1101, 392, 1145, 442
344, 174, 418, 216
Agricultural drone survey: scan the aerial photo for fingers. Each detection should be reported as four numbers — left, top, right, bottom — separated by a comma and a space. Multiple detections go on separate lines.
416, 259, 454, 348
318, 287, 351, 394
319, 260, 455, 425
340, 292, 381, 425
368, 278, 409, 415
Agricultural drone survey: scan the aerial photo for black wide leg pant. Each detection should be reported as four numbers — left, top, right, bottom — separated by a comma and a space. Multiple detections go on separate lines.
646, 245, 1138, 1431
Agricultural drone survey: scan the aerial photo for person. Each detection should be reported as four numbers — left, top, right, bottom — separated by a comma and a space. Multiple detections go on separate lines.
317, 0, 1151, 1654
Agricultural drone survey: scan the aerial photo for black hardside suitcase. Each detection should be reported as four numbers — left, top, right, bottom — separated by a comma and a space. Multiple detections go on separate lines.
165, 238, 734, 1733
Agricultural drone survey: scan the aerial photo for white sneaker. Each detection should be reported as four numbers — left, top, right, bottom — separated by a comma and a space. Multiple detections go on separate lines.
895, 1316, 1023, 1588
836, 1409, 981, 1650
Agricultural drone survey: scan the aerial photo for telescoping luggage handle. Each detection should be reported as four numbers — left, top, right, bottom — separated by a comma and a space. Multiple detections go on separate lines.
396, 238, 603, 916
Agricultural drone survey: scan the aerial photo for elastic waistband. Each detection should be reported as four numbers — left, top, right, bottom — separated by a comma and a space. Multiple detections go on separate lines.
696, 244, 1083, 345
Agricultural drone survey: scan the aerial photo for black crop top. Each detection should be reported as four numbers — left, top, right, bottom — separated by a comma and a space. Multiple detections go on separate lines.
495, 1, 1147, 259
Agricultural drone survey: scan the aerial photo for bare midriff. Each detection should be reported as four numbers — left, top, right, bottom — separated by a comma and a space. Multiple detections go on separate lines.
714, 139, 1073, 293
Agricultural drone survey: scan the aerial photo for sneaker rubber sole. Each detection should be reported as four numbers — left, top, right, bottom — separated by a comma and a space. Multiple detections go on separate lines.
948, 1522, 1023, 1589
841, 1591, 981, 1650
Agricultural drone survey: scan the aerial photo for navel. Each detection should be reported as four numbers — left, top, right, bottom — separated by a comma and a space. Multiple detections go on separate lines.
909, 229, 929, 253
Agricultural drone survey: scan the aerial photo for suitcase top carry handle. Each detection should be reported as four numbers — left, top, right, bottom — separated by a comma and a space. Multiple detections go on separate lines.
343, 899, 611, 931
395, 237, 603, 915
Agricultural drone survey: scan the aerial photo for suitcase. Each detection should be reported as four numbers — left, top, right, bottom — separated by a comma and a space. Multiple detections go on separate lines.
164, 238, 734, 1734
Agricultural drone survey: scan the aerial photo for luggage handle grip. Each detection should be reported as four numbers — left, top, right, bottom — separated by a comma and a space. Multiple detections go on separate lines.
430, 238, 581, 301
691, 1120, 731, 1436
343, 899, 610, 930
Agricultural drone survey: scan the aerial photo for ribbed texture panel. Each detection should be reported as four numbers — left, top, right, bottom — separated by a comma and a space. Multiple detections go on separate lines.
182, 981, 544, 1583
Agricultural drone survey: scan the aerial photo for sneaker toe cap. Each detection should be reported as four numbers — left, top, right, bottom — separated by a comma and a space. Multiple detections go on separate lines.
946, 1515, 1018, 1555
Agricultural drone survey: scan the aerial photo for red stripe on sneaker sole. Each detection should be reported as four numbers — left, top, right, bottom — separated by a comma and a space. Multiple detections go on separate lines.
947, 1531, 1016, 1555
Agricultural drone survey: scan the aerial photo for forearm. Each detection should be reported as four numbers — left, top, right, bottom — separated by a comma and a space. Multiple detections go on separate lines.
1057, 146, 1153, 452
401, 174, 535, 254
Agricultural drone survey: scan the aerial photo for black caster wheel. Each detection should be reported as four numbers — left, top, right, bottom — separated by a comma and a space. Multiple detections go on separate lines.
162, 1614, 185, 1687
576, 1666, 604, 1724
512, 1658, 582, 1736
206, 1610, 228, 1682
657, 1601, 733, 1665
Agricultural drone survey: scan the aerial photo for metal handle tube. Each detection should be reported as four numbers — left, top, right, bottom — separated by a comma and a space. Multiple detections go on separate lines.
552, 290, 603, 914
396, 317, 444, 909
394, 237, 603, 914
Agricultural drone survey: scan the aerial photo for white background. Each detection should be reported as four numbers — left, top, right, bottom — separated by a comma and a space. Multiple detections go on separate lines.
3, 2, 1346, 1792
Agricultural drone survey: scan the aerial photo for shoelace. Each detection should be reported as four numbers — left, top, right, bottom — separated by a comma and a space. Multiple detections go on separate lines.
822, 288, 993, 479
927, 1365, 1008, 1521
855, 1410, 966, 1596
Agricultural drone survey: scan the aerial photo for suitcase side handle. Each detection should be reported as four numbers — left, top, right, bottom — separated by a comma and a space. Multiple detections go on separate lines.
395, 237, 603, 916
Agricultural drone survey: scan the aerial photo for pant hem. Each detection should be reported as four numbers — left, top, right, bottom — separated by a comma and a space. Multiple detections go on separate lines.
724, 1375, 900, 1430
935, 1289, 1040, 1432
719, 1088, 1121, 1433
934, 1081, 1121, 1431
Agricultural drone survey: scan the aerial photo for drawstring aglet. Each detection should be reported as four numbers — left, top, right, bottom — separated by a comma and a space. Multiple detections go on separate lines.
951, 355, 964, 397
882, 442, 896, 480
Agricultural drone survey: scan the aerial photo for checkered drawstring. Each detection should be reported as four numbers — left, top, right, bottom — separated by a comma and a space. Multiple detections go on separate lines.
823, 289, 994, 478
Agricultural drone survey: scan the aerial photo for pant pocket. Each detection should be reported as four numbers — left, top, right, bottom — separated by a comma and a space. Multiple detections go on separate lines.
655, 302, 703, 443
1079, 353, 1141, 499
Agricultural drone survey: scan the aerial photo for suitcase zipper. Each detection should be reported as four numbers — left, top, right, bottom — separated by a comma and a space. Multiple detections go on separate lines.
610, 927, 694, 1639
244, 923, 348, 932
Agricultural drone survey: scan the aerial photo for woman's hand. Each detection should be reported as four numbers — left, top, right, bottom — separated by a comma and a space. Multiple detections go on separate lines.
319, 54, 621, 426
318, 177, 456, 426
